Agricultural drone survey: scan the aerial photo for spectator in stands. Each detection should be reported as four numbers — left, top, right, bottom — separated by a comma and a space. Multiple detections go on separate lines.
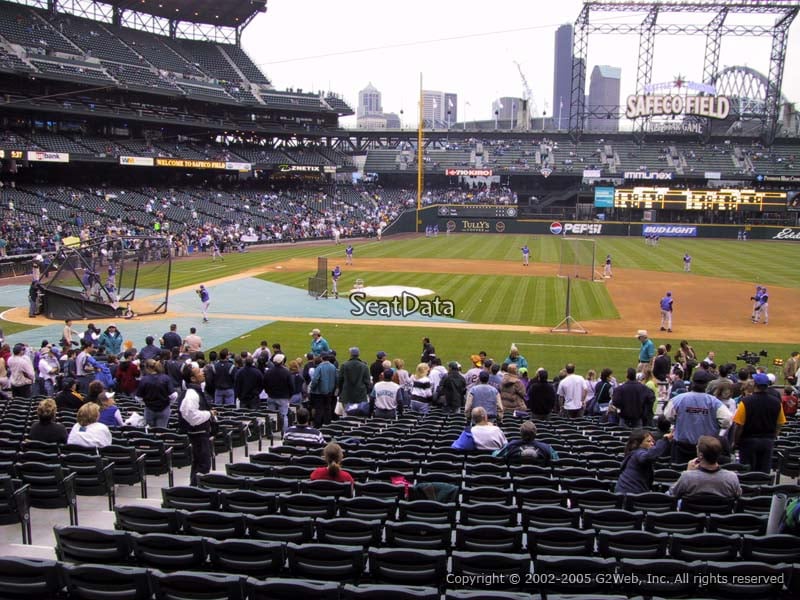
610, 367, 654, 428
616, 429, 673, 494
98, 392, 123, 428
370, 351, 387, 384
664, 369, 732, 464
97, 324, 122, 357
135, 358, 176, 429
263, 354, 293, 432
55, 378, 83, 411
8, 343, 35, 398
408, 361, 433, 413
437, 361, 467, 414
731, 372, 785, 473
502, 344, 528, 370
557, 363, 587, 418
183, 327, 203, 355
494, 421, 557, 464
178, 362, 215, 486
85, 380, 105, 406
114, 350, 140, 395
637, 330, 655, 372
284, 407, 325, 446
500, 363, 528, 417
28, 398, 68, 444
67, 402, 112, 448
337, 346, 371, 411
653, 345, 671, 382
669, 436, 741, 498
234, 355, 263, 410
310, 442, 354, 484
160, 324, 182, 352
82, 323, 100, 348
526, 368, 556, 419
137, 335, 161, 362
309, 353, 337, 428
37, 345, 59, 397
465, 370, 503, 421
372, 368, 401, 419
471, 406, 508, 450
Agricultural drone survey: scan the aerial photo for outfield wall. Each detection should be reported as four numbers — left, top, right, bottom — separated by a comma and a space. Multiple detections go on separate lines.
384, 207, 800, 241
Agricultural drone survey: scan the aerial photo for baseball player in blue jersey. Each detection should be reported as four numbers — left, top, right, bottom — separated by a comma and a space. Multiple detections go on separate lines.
750, 285, 763, 322
660, 291, 674, 332
197, 284, 210, 322
331, 265, 342, 299
753, 287, 769, 325
521, 245, 530, 266
345, 245, 353, 265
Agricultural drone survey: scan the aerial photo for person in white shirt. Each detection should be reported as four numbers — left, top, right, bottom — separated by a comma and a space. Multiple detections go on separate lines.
67, 403, 112, 448
372, 368, 401, 419
179, 362, 215, 485
557, 363, 588, 418
428, 357, 448, 397
470, 406, 508, 450
37, 346, 60, 397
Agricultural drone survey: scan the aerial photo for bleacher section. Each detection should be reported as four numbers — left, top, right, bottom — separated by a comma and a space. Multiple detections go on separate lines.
0, 399, 799, 597
0, 1, 351, 115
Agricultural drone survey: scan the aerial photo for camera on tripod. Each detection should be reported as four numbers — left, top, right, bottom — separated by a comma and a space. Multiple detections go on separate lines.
736, 349, 768, 365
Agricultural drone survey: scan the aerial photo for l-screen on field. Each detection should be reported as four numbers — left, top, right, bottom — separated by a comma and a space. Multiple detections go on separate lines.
238, 233, 799, 374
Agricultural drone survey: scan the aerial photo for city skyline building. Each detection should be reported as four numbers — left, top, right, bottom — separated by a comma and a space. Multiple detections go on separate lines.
422, 90, 458, 127
357, 82, 382, 118
552, 23, 573, 130
587, 65, 622, 132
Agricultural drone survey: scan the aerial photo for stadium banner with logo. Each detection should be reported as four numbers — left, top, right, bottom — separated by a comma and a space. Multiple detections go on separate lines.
225, 162, 252, 172
768, 227, 800, 241
642, 225, 698, 237
623, 171, 673, 181
119, 156, 154, 167
787, 191, 800, 212
28, 151, 69, 163
155, 158, 227, 169
445, 168, 493, 177
704, 171, 722, 180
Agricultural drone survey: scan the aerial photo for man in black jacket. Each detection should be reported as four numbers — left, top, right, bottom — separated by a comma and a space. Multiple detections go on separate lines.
611, 367, 654, 428
211, 348, 237, 406
135, 359, 177, 428
235, 356, 264, 410
263, 354, 293, 432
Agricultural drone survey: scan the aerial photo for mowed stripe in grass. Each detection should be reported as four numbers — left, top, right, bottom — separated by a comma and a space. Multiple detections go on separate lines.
257, 270, 618, 326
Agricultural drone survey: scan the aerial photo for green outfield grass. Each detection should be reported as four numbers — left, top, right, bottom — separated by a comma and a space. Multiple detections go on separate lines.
142, 234, 799, 291
219, 320, 795, 382
257, 270, 618, 326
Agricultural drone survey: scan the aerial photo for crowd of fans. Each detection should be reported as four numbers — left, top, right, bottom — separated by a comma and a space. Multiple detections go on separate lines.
10, 326, 797, 486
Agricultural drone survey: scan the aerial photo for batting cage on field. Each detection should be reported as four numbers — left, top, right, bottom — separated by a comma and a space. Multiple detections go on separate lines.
557, 237, 602, 282
308, 257, 329, 298
39, 236, 172, 320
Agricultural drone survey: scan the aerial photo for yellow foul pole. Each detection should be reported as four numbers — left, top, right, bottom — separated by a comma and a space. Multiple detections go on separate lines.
416, 73, 424, 232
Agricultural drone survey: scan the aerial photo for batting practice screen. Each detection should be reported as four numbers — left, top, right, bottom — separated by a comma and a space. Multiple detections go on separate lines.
558, 237, 599, 281
307, 256, 329, 298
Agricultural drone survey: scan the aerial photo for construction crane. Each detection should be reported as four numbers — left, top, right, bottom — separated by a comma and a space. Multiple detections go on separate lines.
513, 60, 536, 130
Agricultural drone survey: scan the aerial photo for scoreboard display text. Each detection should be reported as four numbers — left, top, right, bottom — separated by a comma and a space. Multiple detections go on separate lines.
614, 187, 787, 211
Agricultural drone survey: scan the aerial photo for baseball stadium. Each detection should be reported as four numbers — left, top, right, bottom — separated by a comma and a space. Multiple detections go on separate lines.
0, 0, 799, 597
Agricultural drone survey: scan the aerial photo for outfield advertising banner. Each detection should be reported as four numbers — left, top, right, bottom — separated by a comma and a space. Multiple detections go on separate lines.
771, 227, 800, 241
28, 151, 69, 163
642, 225, 698, 237
120, 156, 154, 167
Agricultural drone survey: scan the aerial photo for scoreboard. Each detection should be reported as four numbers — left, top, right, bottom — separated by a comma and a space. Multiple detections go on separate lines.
613, 187, 788, 211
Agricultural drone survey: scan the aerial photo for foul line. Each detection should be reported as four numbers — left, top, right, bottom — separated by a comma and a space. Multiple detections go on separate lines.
513, 342, 638, 351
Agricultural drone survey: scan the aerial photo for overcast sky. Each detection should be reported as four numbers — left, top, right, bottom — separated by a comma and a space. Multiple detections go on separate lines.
241, 0, 800, 128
